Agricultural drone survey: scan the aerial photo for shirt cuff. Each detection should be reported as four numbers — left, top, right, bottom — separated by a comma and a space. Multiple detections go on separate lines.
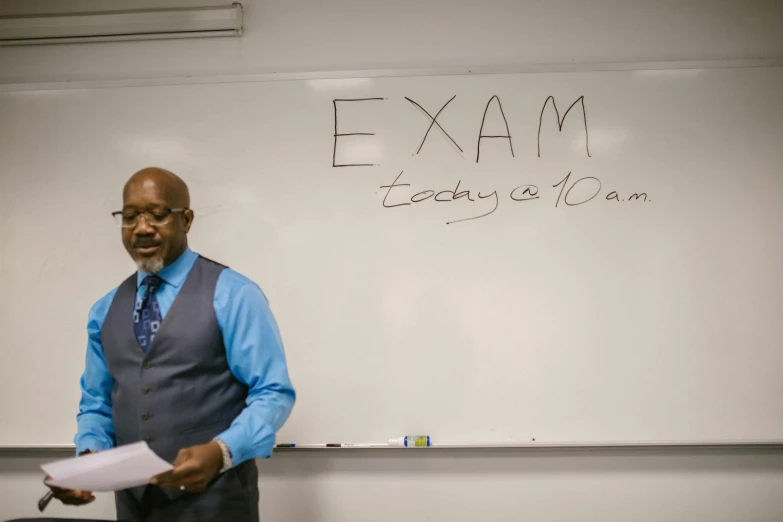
74, 436, 114, 456
216, 425, 274, 466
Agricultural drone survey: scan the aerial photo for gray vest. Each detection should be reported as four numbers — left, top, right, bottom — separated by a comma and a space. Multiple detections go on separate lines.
101, 255, 248, 477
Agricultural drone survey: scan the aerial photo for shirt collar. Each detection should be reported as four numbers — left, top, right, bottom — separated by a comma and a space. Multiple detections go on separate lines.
136, 247, 198, 289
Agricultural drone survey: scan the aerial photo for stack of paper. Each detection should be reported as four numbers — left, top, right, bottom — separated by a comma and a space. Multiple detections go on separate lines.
42, 441, 173, 492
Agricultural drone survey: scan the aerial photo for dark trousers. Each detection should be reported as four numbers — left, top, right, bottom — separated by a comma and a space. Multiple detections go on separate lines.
115, 460, 259, 522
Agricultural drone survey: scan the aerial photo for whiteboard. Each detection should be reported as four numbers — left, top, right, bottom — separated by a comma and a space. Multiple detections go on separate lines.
1, 65, 782, 447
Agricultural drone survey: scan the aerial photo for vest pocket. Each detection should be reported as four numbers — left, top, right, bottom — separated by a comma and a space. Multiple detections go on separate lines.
176, 380, 198, 432
179, 418, 234, 437
111, 386, 137, 444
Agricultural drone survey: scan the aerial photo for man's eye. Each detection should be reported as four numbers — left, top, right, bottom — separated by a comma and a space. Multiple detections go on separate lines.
151, 212, 168, 221
122, 213, 138, 221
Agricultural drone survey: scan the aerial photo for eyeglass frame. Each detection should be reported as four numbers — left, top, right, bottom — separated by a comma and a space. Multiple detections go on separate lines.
111, 207, 190, 228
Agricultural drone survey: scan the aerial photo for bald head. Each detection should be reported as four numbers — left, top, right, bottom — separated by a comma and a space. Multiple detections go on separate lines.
124, 167, 190, 209
120, 167, 195, 273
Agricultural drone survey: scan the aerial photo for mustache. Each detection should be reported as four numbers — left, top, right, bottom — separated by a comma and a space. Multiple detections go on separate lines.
133, 240, 161, 248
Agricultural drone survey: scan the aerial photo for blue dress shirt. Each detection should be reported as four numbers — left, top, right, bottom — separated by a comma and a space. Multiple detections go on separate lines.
75, 247, 295, 466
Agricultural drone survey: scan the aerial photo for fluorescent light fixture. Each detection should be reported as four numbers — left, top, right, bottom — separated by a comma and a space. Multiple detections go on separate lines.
0, 3, 243, 46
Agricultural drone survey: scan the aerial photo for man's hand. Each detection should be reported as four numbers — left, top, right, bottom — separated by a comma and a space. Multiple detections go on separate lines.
44, 449, 96, 506
150, 441, 223, 493
44, 476, 95, 506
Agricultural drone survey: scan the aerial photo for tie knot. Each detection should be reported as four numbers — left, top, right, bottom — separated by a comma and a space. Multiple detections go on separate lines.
142, 275, 164, 292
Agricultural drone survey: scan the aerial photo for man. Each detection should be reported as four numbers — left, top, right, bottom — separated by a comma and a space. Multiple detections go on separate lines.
46, 167, 296, 521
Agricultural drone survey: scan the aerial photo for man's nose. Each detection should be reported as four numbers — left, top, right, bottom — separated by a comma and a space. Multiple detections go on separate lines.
133, 215, 156, 235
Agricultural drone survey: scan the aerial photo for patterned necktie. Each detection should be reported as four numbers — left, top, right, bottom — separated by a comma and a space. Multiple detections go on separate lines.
134, 275, 164, 352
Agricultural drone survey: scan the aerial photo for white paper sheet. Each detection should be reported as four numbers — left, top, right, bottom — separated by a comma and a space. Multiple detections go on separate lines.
41, 441, 173, 492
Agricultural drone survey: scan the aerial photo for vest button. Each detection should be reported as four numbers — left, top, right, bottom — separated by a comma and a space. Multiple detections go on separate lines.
141, 413, 151, 421
143, 362, 151, 369
141, 387, 150, 395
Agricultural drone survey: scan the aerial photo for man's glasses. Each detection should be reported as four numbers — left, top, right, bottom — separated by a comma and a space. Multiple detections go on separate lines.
111, 208, 188, 228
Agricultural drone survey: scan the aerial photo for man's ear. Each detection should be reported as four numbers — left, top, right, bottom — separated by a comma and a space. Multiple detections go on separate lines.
184, 209, 194, 233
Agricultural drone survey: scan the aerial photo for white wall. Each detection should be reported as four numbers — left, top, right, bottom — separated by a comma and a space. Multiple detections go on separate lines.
1, 0, 783, 84
2, 1, 783, 521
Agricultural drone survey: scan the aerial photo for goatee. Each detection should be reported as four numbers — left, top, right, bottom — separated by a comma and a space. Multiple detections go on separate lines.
135, 257, 164, 274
